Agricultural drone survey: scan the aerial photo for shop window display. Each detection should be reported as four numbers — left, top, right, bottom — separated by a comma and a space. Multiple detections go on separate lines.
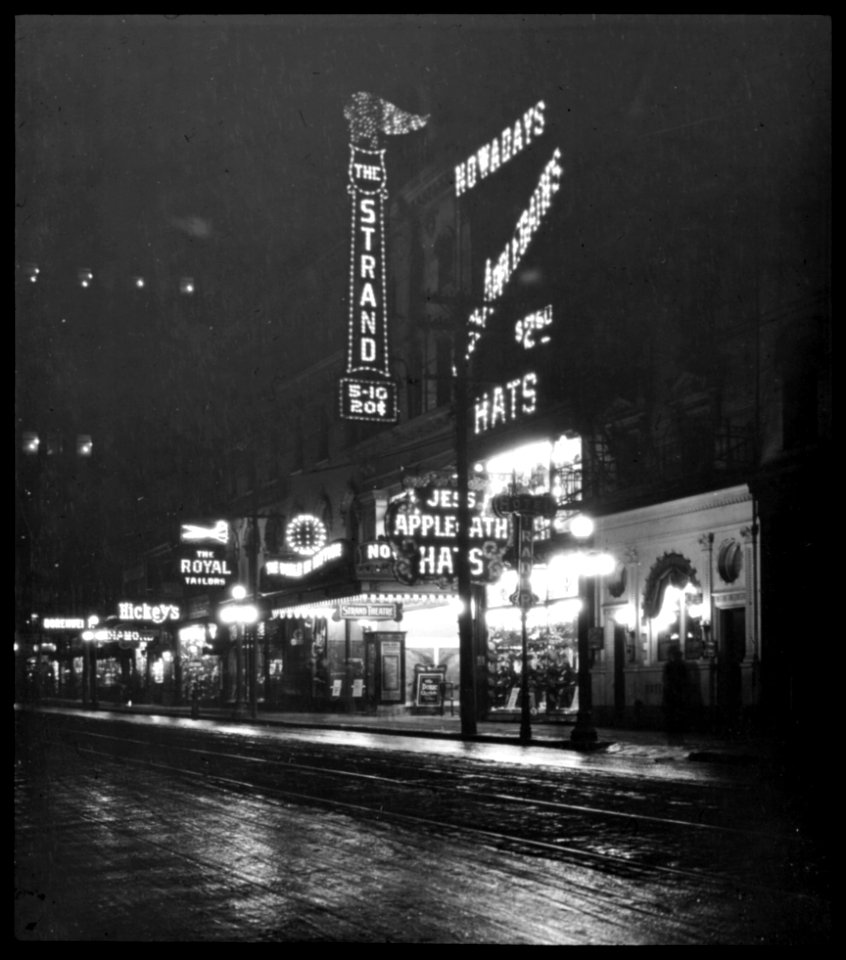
487, 621, 577, 715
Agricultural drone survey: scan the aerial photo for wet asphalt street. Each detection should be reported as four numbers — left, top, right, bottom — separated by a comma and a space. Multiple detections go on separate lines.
15, 706, 830, 943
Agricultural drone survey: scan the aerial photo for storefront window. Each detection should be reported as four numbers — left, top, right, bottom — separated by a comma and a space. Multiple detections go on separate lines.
487, 622, 578, 715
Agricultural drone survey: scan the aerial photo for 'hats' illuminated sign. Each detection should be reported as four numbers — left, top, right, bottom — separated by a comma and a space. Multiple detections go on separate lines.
339, 92, 428, 423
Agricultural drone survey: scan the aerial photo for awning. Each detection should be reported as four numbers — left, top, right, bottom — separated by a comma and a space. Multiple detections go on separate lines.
263, 579, 457, 619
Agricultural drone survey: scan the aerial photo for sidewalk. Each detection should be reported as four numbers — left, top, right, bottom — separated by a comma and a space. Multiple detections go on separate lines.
27, 697, 783, 768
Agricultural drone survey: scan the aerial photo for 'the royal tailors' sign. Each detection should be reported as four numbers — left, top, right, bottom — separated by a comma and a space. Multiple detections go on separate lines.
339, 92, 428, 423
384, 485, 509, 585
264, 540, 350, 581
179, 519, 235, 589
179, 549, 234, 588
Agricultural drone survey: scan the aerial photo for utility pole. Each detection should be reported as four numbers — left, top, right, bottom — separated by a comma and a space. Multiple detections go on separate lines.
455, 350, 478, 739
570, 573, 598, 746
249, 460, 260, 721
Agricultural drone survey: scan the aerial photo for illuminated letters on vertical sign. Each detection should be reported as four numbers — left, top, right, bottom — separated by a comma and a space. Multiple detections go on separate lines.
491, 492, 557, 610
467, 149, 564, 356
339, 92, 428, 423
516, 517, 536, 611
473, 372, 538, 435
454, 101, 546, 197
472, 304, 552, 435
347, 149, 389, 376
515, 305, 553, 349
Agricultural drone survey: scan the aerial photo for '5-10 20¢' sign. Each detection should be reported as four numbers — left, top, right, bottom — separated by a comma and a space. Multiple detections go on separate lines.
339, 377, 397, 423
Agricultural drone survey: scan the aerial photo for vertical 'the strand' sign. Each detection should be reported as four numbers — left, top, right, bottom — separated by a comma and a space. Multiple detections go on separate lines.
339, 92, 428, 423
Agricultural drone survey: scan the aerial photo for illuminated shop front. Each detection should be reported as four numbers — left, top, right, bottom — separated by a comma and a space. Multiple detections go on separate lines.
473, 434, 612, 721
261, 579, 467, 714
79, 623, 159, 705
588, 485, 759, 731
178, 620, 223, 704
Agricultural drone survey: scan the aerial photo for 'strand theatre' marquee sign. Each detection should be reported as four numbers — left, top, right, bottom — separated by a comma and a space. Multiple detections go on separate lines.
384, 485, 509, 585
339, 92, 428, 423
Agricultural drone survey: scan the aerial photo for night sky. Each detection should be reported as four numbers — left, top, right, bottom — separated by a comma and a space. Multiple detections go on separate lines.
15, 14, 830, 555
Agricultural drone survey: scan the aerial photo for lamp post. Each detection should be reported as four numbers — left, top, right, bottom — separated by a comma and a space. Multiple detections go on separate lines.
567, 518, 615, 747
492, 491, 558, 744
219, 584, 258, 719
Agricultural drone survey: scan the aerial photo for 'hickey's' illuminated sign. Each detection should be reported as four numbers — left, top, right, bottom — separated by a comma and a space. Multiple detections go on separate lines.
339, 92, 428, 423
117, 602, 181, 624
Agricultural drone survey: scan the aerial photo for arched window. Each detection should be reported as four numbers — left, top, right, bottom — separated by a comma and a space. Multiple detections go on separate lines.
643, 552, 705, 661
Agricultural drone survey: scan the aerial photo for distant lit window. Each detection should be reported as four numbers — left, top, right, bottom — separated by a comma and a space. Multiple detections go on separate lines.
179, 277, 195, 295
77, 435, 93, 457
22, 432, 40, 454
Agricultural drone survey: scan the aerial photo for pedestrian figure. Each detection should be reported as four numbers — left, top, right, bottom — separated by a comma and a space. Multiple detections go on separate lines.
663, 643, 690, 745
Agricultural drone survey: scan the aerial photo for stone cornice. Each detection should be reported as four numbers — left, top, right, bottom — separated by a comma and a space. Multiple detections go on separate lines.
597, 484, 752, 532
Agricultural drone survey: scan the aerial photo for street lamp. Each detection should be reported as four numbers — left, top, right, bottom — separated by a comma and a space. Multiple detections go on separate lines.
492, 491, 558, 744
219, 584, 258, 718
565, 518, 615, 747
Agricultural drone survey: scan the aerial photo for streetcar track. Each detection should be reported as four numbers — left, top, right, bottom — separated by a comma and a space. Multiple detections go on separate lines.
55, 749, 722, 929
74, 729, 802, 844
73, 741, 816, 902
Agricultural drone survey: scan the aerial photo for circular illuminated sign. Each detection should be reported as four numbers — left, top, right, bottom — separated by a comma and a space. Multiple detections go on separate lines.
286, 515, 328, 557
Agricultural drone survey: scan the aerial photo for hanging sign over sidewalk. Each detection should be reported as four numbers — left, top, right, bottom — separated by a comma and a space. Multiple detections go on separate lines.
338, 92, 428, 423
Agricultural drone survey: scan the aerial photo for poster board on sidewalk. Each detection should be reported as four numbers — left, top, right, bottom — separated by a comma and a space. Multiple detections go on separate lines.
414, 664, 446, 709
